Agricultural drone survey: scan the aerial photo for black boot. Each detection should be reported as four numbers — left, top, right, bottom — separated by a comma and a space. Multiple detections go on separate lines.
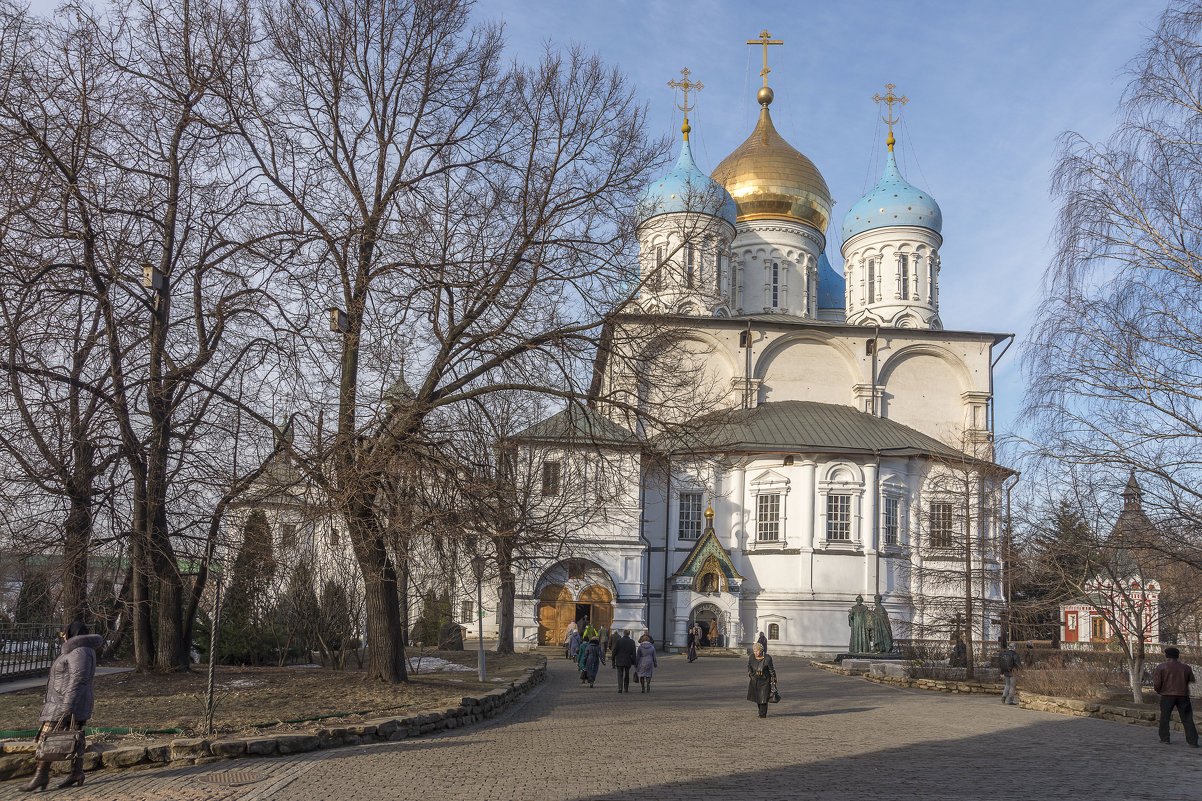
56, 756, 84, 789
19, 762, 50, 792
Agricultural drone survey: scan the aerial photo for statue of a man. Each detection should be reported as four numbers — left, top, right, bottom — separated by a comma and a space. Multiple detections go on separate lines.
848, 594, 871, 653
870, 594, 894, 654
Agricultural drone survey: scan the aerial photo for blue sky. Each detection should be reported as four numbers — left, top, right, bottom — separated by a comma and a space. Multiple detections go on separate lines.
477, 0, 1162, 436
21, 0, 1162, 437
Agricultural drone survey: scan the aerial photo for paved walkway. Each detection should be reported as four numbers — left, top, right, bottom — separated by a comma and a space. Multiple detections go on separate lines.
3, 654, 1201, 800
0, 667, 133, 695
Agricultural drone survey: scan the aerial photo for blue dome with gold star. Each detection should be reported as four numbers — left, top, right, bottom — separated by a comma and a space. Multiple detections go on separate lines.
841, 151, 941, 243
640, 138, 737, 226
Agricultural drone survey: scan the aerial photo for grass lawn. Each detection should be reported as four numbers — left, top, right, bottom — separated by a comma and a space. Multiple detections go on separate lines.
0, 649, 539, 741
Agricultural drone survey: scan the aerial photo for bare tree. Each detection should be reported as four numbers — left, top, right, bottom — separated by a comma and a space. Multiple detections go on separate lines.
1024, 2, 1202, 547
0, 0, 287, 671
224, 0, 665, 683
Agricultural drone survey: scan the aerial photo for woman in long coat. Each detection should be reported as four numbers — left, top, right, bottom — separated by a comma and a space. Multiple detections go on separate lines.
23, 621, 102, 791
635, 635, 658, 693
567, 627, 582, 661
580, 637, 605, 687
746, 641, 777, 719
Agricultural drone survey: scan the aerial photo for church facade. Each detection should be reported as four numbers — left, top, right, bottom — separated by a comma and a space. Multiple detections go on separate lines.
502, 55, 1011, 656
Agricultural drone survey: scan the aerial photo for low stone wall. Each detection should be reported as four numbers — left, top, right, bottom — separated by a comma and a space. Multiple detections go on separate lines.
810, 661, 1002, 695
0, 660, 547, 782
1018, 692, 1191, 733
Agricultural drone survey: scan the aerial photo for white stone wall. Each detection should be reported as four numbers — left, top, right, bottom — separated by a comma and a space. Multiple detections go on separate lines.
730, 220, 824, 317
841, 225, 943, 329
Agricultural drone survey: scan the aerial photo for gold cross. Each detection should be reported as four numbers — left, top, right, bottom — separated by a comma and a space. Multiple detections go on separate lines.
873, 83, 909, 150
746, 29, 783, 88
667, 67, 704, 117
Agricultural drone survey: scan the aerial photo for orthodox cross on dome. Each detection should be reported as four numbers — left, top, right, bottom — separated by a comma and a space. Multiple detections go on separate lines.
667, 67, 704, 141
747, 29, 783, 87
873, 83, 909, 151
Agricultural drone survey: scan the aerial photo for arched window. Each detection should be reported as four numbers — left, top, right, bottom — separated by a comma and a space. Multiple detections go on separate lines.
866, 258, 876, 302
898, 254, 909, 298
771, 262, 780, 308
686, 243, 695, 288
654, 246, 664, 291
716, 252, 724, 295
768, 623, 780, 640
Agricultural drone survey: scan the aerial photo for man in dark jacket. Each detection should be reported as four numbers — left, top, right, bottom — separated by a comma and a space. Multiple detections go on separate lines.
1153, 646, 1198, 746
612, 631, 637, 693
999, 642, 1021, 705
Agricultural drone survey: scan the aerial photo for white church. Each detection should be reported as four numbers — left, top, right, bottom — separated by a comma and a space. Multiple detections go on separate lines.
490, 41, 1010, 656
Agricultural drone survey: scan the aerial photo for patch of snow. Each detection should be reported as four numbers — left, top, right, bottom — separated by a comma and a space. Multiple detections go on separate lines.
286, 664, 324, 669
408, 657, 475, 674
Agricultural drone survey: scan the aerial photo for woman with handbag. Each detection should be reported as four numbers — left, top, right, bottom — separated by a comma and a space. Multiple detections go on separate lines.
22, 621, 101, 791
746, 641, 778, 719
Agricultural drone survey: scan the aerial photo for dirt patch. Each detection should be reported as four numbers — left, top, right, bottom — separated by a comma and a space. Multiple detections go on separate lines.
0, 649, 538, 740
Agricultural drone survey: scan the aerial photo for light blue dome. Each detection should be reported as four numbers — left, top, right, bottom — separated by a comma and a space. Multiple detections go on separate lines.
816, 252, 845, 310
640, 139, 737, 226
841, 151, 942, 243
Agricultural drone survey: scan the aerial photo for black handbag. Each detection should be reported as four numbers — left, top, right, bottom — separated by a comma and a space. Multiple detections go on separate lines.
35, 717, 83, 762
769, 682, 781, 703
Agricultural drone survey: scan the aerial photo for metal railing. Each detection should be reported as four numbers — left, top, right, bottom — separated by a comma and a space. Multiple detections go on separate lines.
0, 624, 60, 681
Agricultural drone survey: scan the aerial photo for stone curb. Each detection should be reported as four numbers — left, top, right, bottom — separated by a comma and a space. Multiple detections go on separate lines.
1016, 691, 1192, 733
0, 659, 548, 782
812, 660, 1188, 731
810, 660, 1002, 695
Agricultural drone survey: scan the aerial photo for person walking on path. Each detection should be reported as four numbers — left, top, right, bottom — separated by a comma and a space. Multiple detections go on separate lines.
999, 642, 1022, 705
568, 626, 583, 662
757, 631, 768, 654
746, 641, 777, 719
563, 620, 578, 659
579, 637, 605, 687
22, 621, 101, 791
687, 623, 701, 662
1153, 646, 1198, 746
612, 630, 637, 693
581, 617, 598, 642
635, 634, 658, 693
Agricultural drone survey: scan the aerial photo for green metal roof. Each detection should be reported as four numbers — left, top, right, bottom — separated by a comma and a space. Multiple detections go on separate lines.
513, 406, 638, 446
668, 400, 972, 459
672, 527, 743, 582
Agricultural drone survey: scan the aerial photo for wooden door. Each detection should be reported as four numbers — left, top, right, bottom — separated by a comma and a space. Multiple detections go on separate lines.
1065, 611, 1078, 643
578, 584, 613, 631
537, 584, 574, 645
1091, 615, 1107, 642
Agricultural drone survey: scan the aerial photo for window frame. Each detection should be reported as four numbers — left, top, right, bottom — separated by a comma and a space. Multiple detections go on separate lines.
929, 501, 955, 549
678, 491, 704, 540
826, 493, 852, 541
883, 495, 900, 547
756, 492, 782, 542
541, 460, 562, 496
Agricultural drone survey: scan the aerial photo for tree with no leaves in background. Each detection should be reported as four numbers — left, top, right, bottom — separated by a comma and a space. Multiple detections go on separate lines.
1024, 1, 1202, 564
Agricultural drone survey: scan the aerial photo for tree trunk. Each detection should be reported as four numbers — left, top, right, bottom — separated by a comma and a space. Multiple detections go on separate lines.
964, 486, 976, 680
60, 477, 92, 627
1128, 638, 1147, 704
130, 486, 154, 672
347, 510, 407, 683
496, 541, 516, 655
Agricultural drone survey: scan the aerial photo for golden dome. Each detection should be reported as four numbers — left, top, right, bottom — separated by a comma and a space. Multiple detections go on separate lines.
711, 104, 832, 232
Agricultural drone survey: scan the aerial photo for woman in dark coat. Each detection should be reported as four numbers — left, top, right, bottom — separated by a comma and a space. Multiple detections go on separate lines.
746, 641, 777, 719
635, 634, 658, 693
580, 637, 605, 687
23, 621, 102, 791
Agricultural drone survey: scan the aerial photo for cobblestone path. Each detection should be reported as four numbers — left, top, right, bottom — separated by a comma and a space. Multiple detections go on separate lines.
3, 654, 1201, 800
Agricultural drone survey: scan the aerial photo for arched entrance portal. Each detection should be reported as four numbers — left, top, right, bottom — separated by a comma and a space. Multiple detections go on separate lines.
690, 602, 726, 648
534, 559, 616, 645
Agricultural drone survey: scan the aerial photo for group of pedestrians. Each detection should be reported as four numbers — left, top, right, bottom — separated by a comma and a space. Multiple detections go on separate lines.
570, 625, 659, 692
